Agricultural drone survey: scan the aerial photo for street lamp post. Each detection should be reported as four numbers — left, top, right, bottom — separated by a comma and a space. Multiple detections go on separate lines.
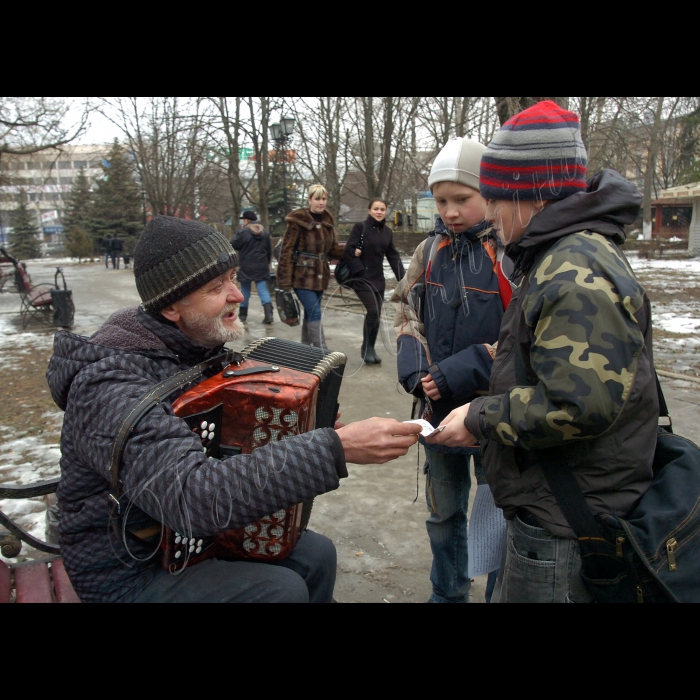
270, 116, 295, 217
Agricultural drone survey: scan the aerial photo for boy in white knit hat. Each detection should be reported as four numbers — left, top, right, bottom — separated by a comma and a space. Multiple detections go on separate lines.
392, 137, 511, 603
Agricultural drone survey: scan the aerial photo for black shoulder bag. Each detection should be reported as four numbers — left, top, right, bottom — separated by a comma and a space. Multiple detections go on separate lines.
515, 343, 700, 603
335, 226, 365, 287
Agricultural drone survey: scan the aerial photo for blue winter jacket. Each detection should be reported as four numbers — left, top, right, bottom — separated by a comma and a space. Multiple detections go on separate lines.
391, 221, 505, 454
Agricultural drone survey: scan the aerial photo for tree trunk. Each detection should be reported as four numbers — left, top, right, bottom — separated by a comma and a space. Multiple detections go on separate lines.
643, 97, 666, 240
410, 110, 418, 231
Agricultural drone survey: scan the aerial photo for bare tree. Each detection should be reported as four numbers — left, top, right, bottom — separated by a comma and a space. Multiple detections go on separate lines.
285, 97, 351, 222
0, 97, 89, 157
208, 96, 246, 225
0, 97, 89, 183
493, 97, 569, 125
345, 97, 420, 207
101, 97, 217, 219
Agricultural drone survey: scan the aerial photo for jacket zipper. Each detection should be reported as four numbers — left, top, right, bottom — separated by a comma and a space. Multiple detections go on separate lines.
666, 538, 678, 572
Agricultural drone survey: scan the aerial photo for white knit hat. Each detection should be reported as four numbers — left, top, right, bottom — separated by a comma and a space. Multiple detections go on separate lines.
428, 137, 486, 192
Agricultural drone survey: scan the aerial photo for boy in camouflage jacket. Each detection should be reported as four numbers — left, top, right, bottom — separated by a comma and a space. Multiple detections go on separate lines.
428, 101, 658, 603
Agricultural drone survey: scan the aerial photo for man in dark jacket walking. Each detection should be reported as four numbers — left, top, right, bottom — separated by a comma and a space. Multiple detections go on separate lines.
231, 210, 273, 324
428, 101, 657, 603
47, 215, 420, 603
109, 235, 123, 269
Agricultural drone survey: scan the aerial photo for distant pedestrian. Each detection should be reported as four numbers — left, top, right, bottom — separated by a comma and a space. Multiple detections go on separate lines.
342, 198, 404, 364
103, 235, 113, 268
277, 185, 344, 351
231, 211, 273, 324
109, 236, 123, 269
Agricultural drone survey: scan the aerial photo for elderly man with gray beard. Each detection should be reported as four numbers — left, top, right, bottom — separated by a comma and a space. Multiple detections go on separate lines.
47, 216, 420, 603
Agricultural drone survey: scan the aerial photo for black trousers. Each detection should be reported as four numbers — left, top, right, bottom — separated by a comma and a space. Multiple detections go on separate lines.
353, 284, 383, 322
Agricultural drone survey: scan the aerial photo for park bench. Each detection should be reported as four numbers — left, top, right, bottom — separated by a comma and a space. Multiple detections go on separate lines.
0, 477, 81, 603
0, 247, 74, 329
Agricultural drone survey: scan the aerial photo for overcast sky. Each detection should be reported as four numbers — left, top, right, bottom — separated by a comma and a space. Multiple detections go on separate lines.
76, 107, 122, 145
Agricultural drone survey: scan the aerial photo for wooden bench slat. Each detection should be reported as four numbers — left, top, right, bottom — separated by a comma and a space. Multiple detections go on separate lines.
0, 560, 10, 604
29, 291, 52, 306
14, 562, 53, 603
51, 559, 81, 603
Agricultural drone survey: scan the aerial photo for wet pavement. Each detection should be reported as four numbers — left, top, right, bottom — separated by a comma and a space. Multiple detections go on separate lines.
2, 256, 699, 603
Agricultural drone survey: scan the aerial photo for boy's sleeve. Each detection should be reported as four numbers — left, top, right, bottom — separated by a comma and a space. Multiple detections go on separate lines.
430, 344, 495, 401
391, 240, 431, 395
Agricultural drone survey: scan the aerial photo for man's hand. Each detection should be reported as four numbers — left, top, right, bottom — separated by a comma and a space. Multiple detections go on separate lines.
334, 412, 345, 429
354, 248, 362, 257
425, 404, 478, 448
421, 374, 442, 401
336, 418, 421, 464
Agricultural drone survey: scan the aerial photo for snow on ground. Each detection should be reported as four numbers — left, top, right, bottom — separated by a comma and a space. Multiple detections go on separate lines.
0, 316, 56, 353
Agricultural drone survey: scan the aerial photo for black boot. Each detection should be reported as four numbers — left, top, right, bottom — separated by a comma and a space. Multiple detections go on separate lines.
239, 306, 248, 323
262, 302, 274, 324
362, 317, 382, 364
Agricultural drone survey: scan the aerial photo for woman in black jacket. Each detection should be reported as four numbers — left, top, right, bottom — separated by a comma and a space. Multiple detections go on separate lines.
343, 199, 405, 364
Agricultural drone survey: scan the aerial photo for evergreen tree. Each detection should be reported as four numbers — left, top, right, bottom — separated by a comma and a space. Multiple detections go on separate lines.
64, 226, 94, 263
89, 141, 142, 251
63, 168, 93, 234
9, 189, 42, 259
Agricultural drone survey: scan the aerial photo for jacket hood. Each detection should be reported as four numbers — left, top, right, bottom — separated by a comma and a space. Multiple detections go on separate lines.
508, 169, 642, 272
245, 223, 267, 237
47, 307, 218, 411
285, 207, 335, 230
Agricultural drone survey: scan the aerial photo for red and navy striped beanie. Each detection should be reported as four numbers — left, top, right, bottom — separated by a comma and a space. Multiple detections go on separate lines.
480, 100, 587, 202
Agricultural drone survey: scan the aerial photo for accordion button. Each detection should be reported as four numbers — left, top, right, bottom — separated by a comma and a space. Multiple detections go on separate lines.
190, 538, 196, 545
201, 430, 208, 439
175, 536, 181, 544
208, 423, 215, 431
197, 539, 203, 547
175, 551, 182, 559
316, 224, 321, 229
201, 421, 207, 430
196, 547, 202, 554
189, 545, 195, 553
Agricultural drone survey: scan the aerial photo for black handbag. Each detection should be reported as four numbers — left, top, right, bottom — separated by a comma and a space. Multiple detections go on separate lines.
275, 288, 300, 327
335, 227, 365, 286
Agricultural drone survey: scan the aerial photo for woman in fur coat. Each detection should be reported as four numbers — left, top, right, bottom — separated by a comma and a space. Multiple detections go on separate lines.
277, 184, 345, 350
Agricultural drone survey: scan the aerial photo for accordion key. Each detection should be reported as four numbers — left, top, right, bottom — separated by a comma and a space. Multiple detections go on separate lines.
162, 338, 346, 571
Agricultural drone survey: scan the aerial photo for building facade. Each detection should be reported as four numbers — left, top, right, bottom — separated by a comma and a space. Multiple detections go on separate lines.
0, 144, 110, 248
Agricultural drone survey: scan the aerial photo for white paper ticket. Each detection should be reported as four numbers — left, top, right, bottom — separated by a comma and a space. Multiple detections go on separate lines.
403, 419, 444, 437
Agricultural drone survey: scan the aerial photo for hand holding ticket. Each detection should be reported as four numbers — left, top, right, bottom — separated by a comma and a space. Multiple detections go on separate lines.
403, 419, 445, 438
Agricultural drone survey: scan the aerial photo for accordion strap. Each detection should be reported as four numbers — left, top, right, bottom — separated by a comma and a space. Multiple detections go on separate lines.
109, 349, 236, 518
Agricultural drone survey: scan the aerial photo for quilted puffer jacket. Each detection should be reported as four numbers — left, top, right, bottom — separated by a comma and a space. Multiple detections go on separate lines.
46, 307, 346, 603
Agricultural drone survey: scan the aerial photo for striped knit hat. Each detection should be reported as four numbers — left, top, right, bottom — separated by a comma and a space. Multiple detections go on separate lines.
480, 100, 587, 201
134, 216, 238, 314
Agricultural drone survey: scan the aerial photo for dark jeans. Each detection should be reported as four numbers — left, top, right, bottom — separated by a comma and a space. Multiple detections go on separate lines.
110, 251, 120, 269
133, 530, 337, 603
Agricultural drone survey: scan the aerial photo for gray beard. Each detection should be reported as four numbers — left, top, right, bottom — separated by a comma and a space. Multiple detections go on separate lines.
180, 307, 244, 347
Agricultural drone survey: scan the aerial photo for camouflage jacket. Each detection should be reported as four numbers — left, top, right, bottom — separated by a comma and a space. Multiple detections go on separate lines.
465, 170, 658, 538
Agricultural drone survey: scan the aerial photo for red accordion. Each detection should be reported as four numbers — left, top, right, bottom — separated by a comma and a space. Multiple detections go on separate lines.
161, 338, 346, 571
